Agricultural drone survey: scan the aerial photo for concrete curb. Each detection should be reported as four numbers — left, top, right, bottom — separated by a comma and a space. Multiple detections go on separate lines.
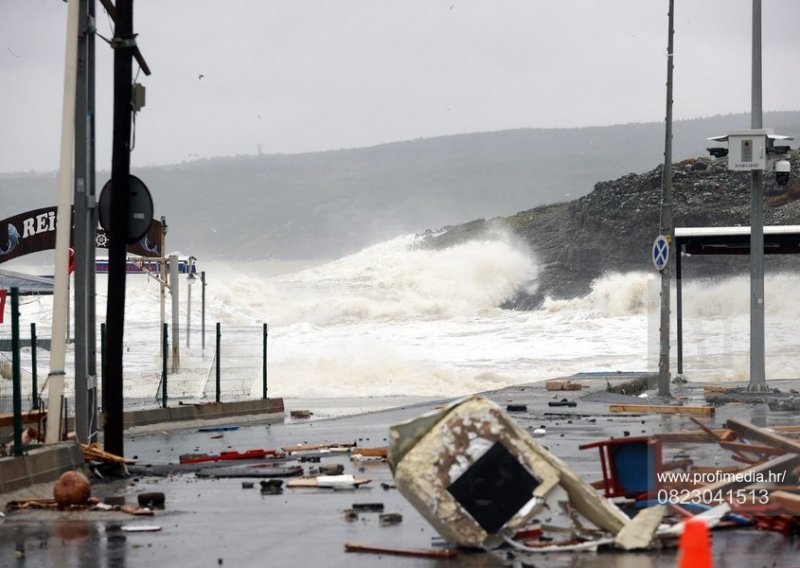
0, 442, 84, 494
0, 398, 285, 497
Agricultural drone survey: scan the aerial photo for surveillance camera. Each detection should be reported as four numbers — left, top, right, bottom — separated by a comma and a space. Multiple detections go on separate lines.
707, 147, 728, 159
775, 159, 791, 186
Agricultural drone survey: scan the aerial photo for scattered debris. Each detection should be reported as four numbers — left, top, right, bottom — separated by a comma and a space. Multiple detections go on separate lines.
352, 446, 388, 459
344, 542, 458, 559
608, 403, 714, 416
290, 410, 312, 419
241, 482, 254, 489
120, 525, 162, 532
259, 479, 283, 495
137, 492, 165, 509
282, 441, 355, 453
81, 443, 134, 465
197, 425, 239, 432
388, 396, 631, 549
310, 464, 344, 476
379, 513, 403, 526
605, 376, 650, 396
768, 397, 800, 412
578, 436, 692, 501
287, 475, 370, 489
53, 471, 92, 508
179, 448, 281, 464
195, 463, 303, 479
548, 398, 577, 408
352, 502, 384, 512
546, 380, 583, 391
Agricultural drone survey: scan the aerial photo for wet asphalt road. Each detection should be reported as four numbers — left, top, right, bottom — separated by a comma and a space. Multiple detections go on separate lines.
1, 384, 800, 567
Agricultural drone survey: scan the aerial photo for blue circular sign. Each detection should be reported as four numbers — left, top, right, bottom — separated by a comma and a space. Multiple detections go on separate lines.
652, 235, 669, 271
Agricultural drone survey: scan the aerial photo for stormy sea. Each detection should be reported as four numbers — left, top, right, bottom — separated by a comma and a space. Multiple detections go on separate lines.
4, 232, 800, 416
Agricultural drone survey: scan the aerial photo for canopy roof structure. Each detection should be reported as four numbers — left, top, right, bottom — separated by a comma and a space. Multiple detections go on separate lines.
675, 225, 800, 256
0, 269, 54, 296
672, 225, 800, 376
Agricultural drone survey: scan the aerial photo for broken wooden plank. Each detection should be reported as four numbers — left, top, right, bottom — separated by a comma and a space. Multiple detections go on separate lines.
718, 441, 784, 457
352, 447, 388, 458
609, 404, 714, 417
81, 443, 136, 464
281, 441, 356, 452
344, 542, 458, 559
0, 409, 46, 428
654, 429, 735, 443
545, 380, 583, 391
726, 417, 800, 455
683, 453, 800, 501
770, 490, 800, 514
703, 385, 732, 394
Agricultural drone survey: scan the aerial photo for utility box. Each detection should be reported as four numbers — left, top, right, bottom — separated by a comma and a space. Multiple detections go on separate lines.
727, 129, 768, 171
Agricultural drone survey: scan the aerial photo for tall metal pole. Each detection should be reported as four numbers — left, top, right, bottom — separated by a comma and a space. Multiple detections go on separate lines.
46, 0, 80, 444
658, 0, 675, 398
103, 0, 135, 456
74, 0, 97, 444
748, 0, 767, 391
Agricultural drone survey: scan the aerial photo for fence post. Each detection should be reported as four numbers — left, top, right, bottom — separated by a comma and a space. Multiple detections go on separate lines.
215, 322, 221, 403
11, 288, 23, 456
162, 323, 169, 408
30, 322, 38, 410
100, 323, 106, 407
262, 323, 268, 399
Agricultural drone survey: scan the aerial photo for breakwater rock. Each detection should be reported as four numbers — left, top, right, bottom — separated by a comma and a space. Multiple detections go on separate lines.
424, 151, 800, 307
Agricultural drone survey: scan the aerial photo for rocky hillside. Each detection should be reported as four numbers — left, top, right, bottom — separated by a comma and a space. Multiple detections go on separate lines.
425, 151, 800, 306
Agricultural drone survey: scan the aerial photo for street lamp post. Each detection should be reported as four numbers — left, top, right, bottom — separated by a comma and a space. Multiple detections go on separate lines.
705, 0, 793, 392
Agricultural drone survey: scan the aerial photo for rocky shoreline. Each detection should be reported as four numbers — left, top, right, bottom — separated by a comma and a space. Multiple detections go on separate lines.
425, 151, 800, 307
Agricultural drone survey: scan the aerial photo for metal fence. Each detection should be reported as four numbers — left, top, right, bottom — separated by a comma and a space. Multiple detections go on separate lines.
1, 294, 269, 441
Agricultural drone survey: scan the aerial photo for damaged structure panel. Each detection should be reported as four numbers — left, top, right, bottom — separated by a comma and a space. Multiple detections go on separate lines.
388, 396, 631, 549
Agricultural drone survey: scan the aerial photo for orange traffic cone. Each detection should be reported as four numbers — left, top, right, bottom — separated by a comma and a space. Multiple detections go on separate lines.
677, 516, 713, 568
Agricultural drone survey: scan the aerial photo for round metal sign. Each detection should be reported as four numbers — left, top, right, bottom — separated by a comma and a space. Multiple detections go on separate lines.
99, 175, 154, 244
652, 235, 670, 271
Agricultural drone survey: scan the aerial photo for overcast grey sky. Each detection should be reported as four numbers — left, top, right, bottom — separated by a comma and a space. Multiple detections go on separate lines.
1, 0, 798, 174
